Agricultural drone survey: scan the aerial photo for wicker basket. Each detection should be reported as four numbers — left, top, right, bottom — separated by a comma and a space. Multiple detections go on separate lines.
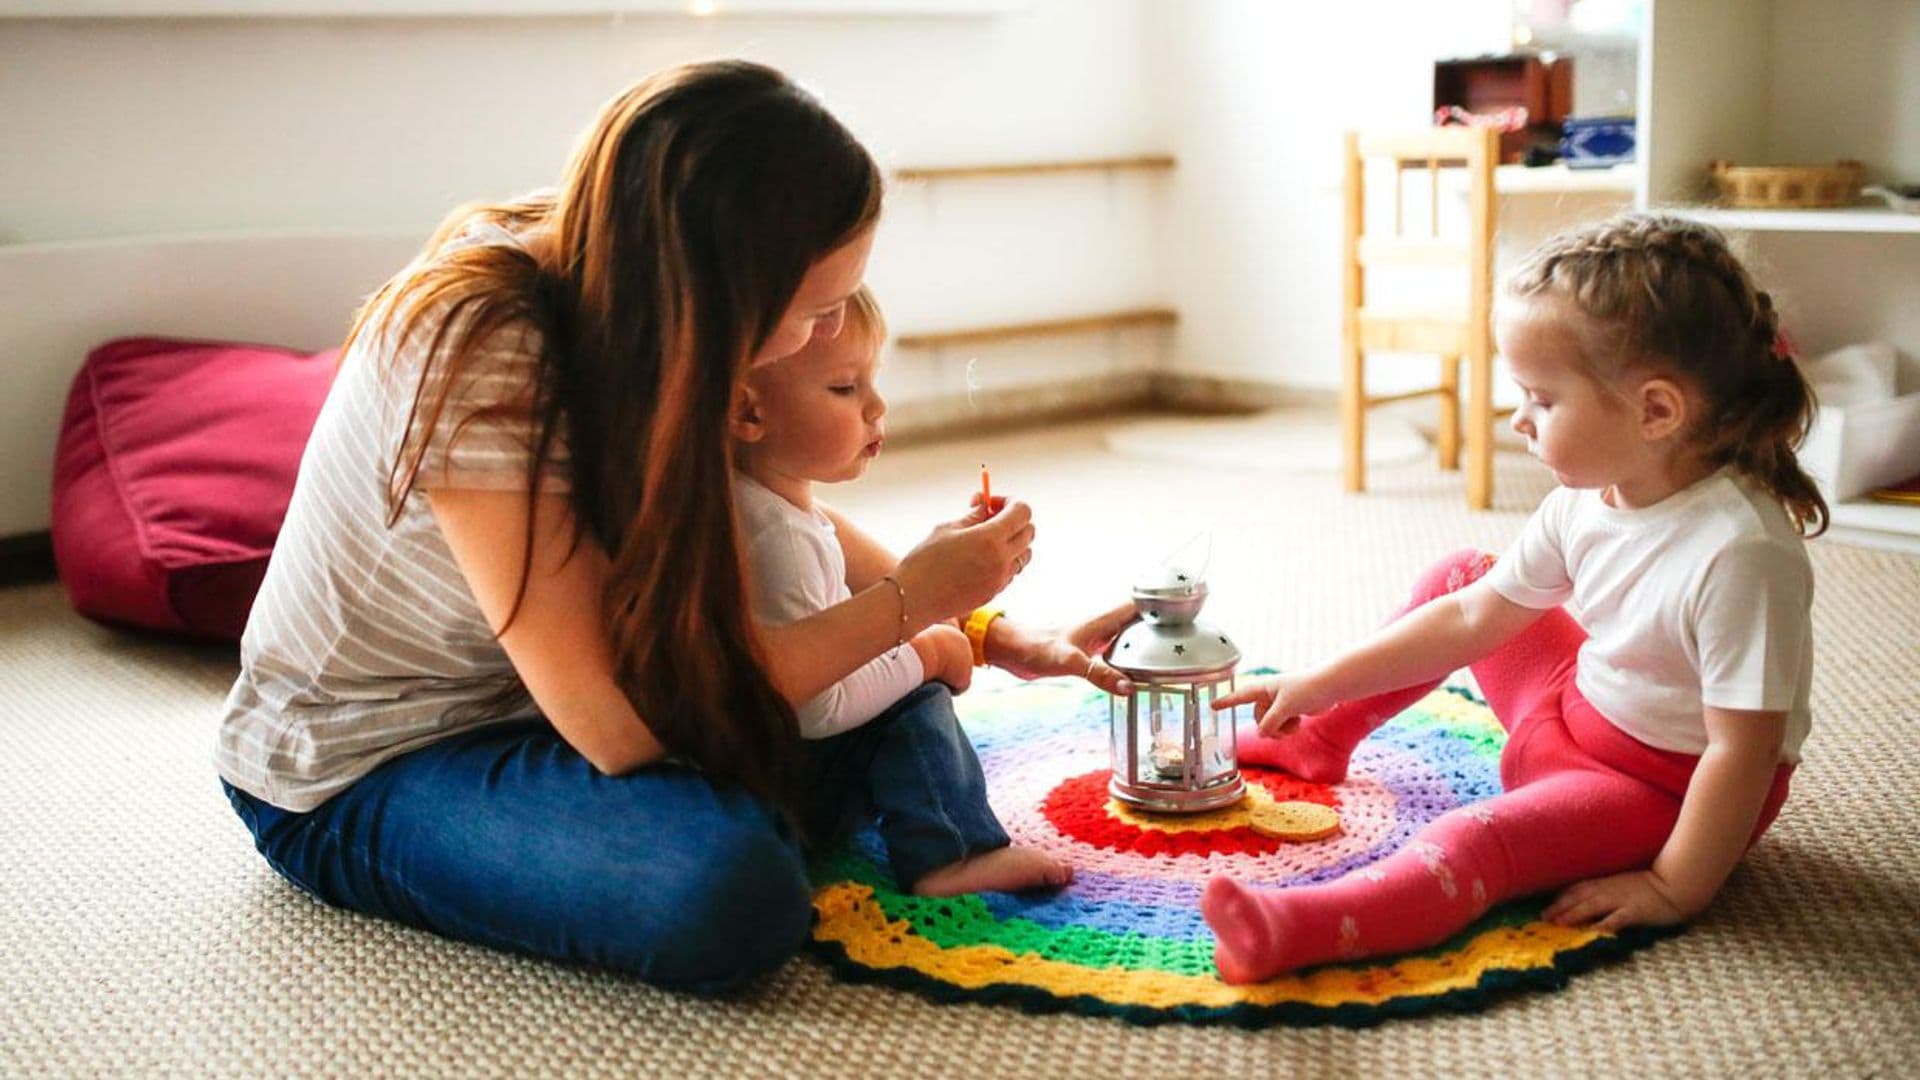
1710, 160, 1863, 209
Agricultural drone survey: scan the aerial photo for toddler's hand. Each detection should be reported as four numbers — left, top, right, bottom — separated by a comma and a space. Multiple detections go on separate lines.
1212, 671, 1334, 738
895, 498, 1034, 625
1543, 870, 1693, 932
911, 624, 974, 695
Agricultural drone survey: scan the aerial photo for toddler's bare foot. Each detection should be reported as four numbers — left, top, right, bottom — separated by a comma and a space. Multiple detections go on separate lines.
1201, 875, 1294, 984
911, 845, 1073, 897
1236, 714, 1359, 784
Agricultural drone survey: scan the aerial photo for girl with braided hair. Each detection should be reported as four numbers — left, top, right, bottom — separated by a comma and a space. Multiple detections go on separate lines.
1202, 213, 1824, 982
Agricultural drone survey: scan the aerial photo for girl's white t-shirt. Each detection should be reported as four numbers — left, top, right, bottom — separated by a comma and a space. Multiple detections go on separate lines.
1486, 470, 1814, 763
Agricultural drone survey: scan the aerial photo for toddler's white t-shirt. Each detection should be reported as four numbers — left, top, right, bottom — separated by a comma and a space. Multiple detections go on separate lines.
734, 474, 925, 739
1486, 470, 1813, 762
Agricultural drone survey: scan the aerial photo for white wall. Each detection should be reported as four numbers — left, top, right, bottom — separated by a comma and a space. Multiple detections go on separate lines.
1, 1, 1651, 537
1144, 0, 1506, 391
1142, 0, 1643, 396
1767, 0, 1919, 183
1, 1, 1629, 403
0, 1, 1170, 419
0, 5, 1161, 242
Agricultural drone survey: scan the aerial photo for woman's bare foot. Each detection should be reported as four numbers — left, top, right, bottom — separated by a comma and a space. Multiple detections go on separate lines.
911, 845, 1073, 897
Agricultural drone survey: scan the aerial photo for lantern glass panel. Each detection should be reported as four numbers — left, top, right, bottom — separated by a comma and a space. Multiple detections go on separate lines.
1137, 684, 1194, 783
1201, 677, 1248, 776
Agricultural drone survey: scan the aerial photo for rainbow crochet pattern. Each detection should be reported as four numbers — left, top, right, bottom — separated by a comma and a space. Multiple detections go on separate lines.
807, 677, 1669, 1027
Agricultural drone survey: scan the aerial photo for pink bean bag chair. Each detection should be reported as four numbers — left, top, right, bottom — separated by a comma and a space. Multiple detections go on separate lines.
51, 337, 337, 640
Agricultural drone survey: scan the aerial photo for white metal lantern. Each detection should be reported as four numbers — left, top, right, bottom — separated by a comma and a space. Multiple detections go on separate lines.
1105, 565, 1249, 813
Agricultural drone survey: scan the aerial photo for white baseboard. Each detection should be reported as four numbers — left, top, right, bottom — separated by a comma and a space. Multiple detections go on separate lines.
1824, 500, 1920, 555
884, 371, 1325, 444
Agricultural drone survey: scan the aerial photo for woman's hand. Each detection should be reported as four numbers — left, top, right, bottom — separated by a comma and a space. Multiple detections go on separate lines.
1543, 870, 1695, 933
1211, 669, 1339, 738
893, 497, 1035, 628
985, 600, 1138, 696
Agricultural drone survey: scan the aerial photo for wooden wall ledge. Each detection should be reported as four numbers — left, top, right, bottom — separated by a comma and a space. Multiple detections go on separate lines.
892, 308, 1177, 350
891, 155, 1175, 182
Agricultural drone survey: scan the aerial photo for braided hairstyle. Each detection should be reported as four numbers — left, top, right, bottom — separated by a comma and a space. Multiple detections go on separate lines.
1505, 213, 1828, 536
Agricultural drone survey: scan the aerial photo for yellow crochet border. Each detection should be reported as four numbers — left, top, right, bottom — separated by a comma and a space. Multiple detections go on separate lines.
812, 881, 1607, 1009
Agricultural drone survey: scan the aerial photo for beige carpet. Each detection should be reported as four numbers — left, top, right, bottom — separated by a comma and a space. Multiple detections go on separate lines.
3, 409, 1916, 1076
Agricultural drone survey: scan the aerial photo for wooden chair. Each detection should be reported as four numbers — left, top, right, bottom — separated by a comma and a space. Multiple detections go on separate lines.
1341, 126, 1499, 509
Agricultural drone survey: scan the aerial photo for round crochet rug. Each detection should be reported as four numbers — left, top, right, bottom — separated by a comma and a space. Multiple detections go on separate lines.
807, 678, 1667, 1027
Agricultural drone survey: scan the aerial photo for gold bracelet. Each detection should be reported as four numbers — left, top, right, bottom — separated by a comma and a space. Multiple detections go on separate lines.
880, 574, 909, 659
964, 606, 1005, 667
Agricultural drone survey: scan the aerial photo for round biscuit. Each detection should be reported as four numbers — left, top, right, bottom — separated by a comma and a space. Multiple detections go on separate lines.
1246, 800, 1342, 842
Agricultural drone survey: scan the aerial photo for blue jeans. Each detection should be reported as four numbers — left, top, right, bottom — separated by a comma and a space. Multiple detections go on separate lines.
804, 682, 1010, 889
223, 683, 1003, 993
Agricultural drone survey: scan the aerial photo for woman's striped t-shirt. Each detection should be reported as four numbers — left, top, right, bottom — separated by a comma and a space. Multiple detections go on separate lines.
214, 226, 569, 812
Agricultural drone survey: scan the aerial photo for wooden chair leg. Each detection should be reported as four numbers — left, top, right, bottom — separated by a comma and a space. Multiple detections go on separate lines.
1466, 347, 1493, 509
1437, 354, 1461, 471
1342, 347, 1366, 493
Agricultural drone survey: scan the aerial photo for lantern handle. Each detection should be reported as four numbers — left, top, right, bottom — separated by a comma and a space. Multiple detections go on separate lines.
1158, 530, 1213, 583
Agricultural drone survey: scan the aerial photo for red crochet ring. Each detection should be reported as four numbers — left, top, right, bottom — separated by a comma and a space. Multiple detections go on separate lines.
1040, 768, 1339, 858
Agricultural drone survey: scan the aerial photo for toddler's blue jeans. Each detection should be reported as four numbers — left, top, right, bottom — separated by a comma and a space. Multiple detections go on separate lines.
803, 682, 1010, 889
223, 682, 1004, 994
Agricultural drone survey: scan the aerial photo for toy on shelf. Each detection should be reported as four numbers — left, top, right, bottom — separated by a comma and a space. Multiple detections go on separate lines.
1560, 115, 1636, 169
1432, 53, 1572, 164
1796, 342, 1920, 503
1862, 184, 1920, 215
1710, 160, 1863, 209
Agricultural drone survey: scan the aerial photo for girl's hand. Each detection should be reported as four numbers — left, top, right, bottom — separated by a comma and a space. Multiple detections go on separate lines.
910, 624, 975, 694
893, 497, 1034, 627
1543, 870, 1694, 933
1212, 670, 1337, 738
986, 600, 1137, 696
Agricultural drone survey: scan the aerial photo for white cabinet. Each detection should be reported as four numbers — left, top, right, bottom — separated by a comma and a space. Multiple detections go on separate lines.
1640, 0, 1920, 552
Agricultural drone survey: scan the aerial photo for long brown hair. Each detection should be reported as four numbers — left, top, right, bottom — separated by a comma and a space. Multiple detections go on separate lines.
343, 60, 884, 812
1506, 213, 1829, 536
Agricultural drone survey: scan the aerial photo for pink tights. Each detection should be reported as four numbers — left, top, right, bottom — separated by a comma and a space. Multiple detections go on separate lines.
1203, 549, 1793, 983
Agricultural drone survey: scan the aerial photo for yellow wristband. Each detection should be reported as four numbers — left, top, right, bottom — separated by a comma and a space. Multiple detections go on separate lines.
963, 606, 1005, 668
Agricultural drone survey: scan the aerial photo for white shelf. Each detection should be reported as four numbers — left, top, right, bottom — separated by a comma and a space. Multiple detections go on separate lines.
1639, 1, 1919, 556
1826, 500, 1920, 556
1525, 28, 1641, 53
1496, 163, 1637, 196
1671, 207, 1920, 235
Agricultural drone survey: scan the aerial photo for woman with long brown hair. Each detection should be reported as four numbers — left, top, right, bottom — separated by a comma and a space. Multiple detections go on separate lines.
213, 60, 1129, 993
